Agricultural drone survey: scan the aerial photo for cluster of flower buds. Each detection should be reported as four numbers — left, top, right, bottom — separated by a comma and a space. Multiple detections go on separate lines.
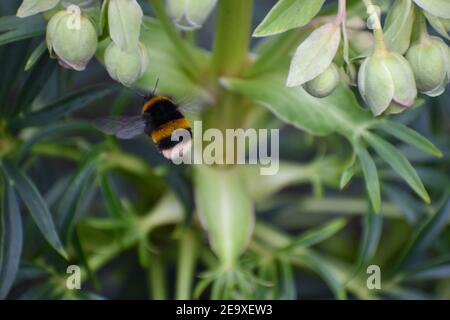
286, 0, 449, 117
16, 0, 218, 86
358, 1, 450, 115
356, 4, 449, 115
17, 0, 150, 86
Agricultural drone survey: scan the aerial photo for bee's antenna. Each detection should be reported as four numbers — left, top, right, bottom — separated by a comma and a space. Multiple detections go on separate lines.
152, 78, 160, 96
128, 86, 150, 100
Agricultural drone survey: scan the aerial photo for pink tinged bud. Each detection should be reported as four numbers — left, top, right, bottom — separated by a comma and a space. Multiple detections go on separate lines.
406, 36, 450, 97
46, 10, 98, 71
358, 52, 417, 116
383, 52, 417, 108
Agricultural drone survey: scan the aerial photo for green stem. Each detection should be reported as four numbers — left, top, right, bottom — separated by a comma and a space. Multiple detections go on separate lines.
336, 0, 346, 24
148, 254, 168, 300
175, 230, 198, 299
148, 0, 199, 80
362, 0, 387, 55
212, 0, 253, 76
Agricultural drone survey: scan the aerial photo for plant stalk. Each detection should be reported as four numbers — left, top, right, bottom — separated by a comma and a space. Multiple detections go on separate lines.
337, 0, 346, 24
175, 230, 198, 299
212, 0, 253, 76
362, 0, 387, 55
148, 254, 168, 300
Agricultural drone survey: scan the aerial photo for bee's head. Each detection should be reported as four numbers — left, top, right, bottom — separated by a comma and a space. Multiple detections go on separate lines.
130, 78, 159, 101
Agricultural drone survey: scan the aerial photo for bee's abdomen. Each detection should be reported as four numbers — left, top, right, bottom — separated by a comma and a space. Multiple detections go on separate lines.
151, 118, 191, 145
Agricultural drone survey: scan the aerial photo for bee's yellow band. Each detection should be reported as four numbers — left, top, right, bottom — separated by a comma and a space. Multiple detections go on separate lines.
143, 96, 169, 112
151, 118, 191, 143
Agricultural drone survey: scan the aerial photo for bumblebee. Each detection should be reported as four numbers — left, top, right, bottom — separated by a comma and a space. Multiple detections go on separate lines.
94, 87, 196, 160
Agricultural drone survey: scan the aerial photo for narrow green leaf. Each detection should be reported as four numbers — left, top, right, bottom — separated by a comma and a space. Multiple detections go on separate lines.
374, 121, 442, 158
413, 0, 450, 19
19, 283, 64, 299
58, 158, 98, 243
347, 201, 382, 283
16, 55, 56, 113
340, 153, 357, 189
16, 0, 59, 18
279, 259, 296, 299
0, 178, 23, 299
0, 15, 27, 31
16, 122, 94, 163
294, 251, 346, 299
194, 165, 254, 268
0, 42, 30, 113
394, 194, 450, 270
356, 143, 381, 213
100, 174, 123, 218
1, 159, 67, 258
403, 255, 450, 280
364, 132, 430, 203
24, 40, 47, 71
383, 184, 421, 223
340, 165, 356, 189
10, 84, 117, 128
72, 228, 100, 290
0, 17, 45, 46
253, 0, 326, 37
193, 276, 215, 299
286, 22, 341, 87
210, 275, 226, 300
282, 218, 347, 251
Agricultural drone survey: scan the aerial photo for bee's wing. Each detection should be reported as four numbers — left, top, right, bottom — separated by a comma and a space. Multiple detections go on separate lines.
93, 115, 147, 139
176, 92, 215, 114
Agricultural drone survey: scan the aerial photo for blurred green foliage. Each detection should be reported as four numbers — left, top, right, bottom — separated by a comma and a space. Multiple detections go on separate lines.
0, 0, 449, 300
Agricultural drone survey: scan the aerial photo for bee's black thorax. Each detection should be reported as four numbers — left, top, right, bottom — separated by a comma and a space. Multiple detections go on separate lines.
142, 96, 184, 130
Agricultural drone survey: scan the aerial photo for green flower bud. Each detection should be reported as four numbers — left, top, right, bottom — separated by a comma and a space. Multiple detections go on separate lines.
104, 41, 148, 86
46, 10, 98, 71
303, 63, 340, 98
166, 0, 217, 30
348, 30, 375, 56
406, 36, 450, 97
358, 51, 417, 116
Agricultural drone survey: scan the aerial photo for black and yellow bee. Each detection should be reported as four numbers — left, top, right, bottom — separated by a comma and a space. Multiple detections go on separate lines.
94, 85, 200, 159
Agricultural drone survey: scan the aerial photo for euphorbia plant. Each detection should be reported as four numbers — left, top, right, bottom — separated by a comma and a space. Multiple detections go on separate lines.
0, 0, 448, 300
